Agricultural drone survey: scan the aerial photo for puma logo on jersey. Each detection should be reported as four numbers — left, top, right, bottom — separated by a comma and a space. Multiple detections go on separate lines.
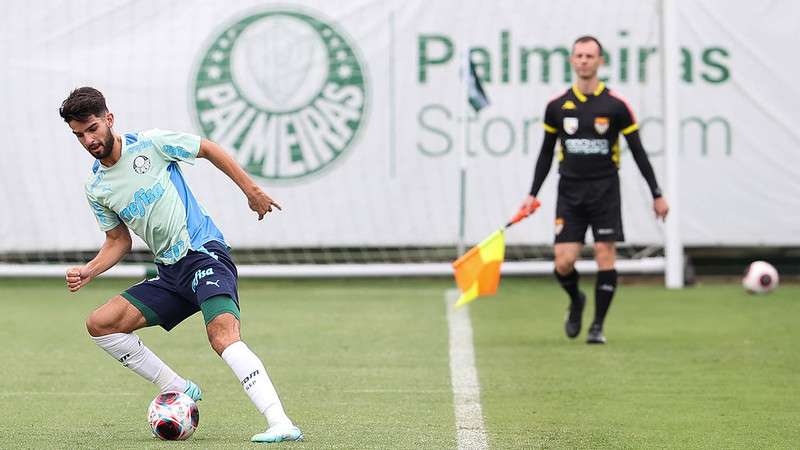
206, 280, 220, 287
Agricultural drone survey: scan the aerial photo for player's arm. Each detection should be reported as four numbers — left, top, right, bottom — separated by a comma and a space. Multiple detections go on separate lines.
615, 94, 669, 221
514, 115, 559, 221
66, 223, 131, 292
197, 139, 281, 220
528, 100, 560, 202
529, 130, 558, 199
624, 130, 669, 220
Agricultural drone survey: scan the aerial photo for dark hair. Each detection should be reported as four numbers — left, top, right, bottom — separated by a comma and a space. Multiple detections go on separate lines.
59, 87, 108, 122
572, 35, 603, 56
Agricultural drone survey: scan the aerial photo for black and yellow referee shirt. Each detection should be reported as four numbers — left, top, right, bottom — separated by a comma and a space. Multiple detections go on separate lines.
530, 82, 662, 198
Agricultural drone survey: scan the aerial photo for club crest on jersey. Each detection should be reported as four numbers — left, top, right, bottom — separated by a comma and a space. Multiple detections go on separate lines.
133, 155, 151, 174
594, 117, 610, 135
555, 217, 565, 235
563, 117, 578, 135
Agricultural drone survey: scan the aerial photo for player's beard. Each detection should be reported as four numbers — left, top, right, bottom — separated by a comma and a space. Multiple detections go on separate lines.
88, 131, 115, 160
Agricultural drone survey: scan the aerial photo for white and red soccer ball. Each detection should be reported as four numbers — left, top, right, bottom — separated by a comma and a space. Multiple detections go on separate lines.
147, 391, 199, 440
742, 261, 779, 294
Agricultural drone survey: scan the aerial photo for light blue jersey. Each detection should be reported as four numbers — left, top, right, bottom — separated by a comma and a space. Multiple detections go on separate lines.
85, 129, 225, 264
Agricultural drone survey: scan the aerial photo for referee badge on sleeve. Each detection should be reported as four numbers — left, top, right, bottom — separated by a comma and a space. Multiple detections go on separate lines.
563, 117, 578, 135
594, 117, 609, 135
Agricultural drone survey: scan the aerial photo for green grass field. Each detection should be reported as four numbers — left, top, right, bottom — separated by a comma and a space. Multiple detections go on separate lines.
0, 277, 798, 449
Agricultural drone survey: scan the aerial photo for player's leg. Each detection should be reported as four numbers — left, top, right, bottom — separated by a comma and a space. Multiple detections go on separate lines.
202, 301, 302, 443
189, 241, 301, 442
555, 243, 586, 338
554, 177, 590, 338
586, 175, 624, 344
586, 243, 617, 344
554, 241, 582, 296
593, 241, 618, 324
86, 293, 197, 397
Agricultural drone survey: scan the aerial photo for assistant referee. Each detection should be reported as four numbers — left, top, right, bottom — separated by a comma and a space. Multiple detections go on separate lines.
519, 35, 669, 344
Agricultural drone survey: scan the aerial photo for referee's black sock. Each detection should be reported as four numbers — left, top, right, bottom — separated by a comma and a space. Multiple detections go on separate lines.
594, 269, 618, 326
554, 268, 581, 304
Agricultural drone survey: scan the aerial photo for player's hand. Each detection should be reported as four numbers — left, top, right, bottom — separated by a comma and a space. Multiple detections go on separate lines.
247, 187, 282, 220
508, 195, 541, 226
66, 266, 93, 292
654, 197, 669, 221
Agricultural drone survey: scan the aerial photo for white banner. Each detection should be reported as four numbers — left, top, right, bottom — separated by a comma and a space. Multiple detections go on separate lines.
1, 0, 798, 253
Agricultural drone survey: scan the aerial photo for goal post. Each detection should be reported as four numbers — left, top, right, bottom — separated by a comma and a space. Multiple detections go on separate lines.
661, 0, 685, 288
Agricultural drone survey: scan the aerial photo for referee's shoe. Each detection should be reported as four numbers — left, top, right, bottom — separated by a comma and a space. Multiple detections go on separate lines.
586, 322, 606, 344
564, 292, 586, 338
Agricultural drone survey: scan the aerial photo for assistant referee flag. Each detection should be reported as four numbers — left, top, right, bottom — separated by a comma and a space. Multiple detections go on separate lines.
452, 229, 505, 307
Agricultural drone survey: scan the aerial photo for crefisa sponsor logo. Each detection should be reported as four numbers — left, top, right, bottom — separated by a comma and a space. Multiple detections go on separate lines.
192, 8, 368, 181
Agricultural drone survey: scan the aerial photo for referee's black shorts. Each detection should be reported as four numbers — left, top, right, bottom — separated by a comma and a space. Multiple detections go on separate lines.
554, 175, 624, 244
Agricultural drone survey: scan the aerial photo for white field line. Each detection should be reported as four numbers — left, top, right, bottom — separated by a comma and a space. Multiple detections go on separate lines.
445, 289, 489, 450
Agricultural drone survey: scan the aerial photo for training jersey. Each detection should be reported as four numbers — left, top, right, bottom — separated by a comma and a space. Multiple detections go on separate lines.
84, 129, 225, 265
543, 82, 639, 180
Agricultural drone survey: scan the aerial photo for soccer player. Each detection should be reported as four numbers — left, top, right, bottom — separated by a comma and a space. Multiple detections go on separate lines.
517, 36, 669, 344
59, 87, 303, 443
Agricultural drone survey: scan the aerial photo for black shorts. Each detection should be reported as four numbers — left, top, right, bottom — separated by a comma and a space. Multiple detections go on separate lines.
554, 175, 624, 244
122, 240, 240, 331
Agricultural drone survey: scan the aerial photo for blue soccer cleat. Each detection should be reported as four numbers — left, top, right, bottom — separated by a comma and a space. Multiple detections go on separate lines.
183, 379, 203, 402
251, 424, 304, 443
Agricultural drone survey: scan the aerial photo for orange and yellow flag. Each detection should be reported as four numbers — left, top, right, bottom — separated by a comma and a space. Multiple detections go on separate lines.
452, 229, 505, 308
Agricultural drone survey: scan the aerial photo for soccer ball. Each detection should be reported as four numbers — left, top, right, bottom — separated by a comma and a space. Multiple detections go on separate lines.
147, 391, 199, 440
742, 261, 779, 294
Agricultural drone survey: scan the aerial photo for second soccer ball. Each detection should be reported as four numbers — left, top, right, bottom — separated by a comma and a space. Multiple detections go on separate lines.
742, 261, 779, 294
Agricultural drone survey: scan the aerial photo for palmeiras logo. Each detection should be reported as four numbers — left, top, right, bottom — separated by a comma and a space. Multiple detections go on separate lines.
133, 155, 151, 174
191, 8, 367, 181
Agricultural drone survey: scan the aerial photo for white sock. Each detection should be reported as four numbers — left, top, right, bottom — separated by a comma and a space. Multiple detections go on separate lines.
91, 332, 185, 392
221, 340, 291, 428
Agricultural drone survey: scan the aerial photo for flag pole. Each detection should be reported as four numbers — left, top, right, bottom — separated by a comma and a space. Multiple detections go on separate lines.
457, 45, 469, 257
